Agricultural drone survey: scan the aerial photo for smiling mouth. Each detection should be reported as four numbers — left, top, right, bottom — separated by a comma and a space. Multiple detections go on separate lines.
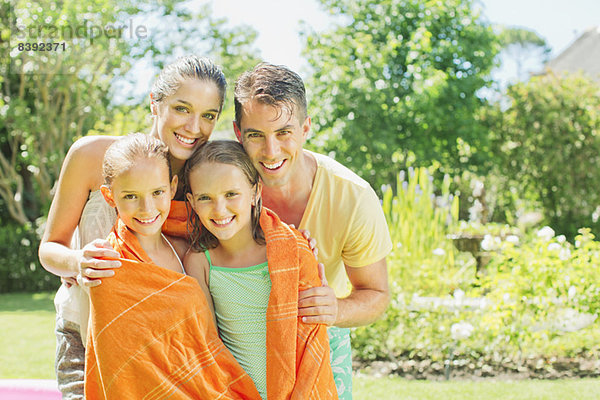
134, 215, 160, 225
174, 132, 198, 146
261, 160, 285, 171
212, 216, 234, 226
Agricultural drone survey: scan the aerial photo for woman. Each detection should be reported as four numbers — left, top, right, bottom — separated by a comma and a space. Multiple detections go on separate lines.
38, 55, 227, 399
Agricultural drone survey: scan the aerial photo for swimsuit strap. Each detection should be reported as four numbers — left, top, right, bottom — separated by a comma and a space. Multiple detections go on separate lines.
161, 233, 186, 275
204, 250, 213, 270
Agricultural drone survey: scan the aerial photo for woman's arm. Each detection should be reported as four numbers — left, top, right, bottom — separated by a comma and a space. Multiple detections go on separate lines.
38, 136, 121, 278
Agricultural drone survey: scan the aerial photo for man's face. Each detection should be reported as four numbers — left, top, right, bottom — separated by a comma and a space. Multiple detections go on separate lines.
235, 99, 310, 188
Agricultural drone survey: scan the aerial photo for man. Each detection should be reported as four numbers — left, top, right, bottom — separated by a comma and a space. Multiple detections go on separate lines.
233, 63, 392, 399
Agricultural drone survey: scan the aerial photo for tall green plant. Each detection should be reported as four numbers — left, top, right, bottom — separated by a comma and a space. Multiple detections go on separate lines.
383, 166, 462, 293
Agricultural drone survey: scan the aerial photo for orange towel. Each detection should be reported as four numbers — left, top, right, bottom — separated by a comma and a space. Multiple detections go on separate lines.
162, 200, 189, 239
84, 216, 261, 399
261, 208, 339, 400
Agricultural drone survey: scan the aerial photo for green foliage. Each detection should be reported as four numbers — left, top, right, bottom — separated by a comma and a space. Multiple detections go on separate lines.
383, 167, 461, 293
352, 167, 476, 360
485, 72, 600, 238
303, 0, 499, 192
0, 223, 60, 293
479, 227, 600, 351
0, 0, 261, 225
351, 169, 600, 368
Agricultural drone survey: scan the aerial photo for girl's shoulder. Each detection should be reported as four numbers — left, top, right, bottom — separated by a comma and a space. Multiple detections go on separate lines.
183, 247, 210, 284
163, 234, 189, 261
183, 247, 210, 269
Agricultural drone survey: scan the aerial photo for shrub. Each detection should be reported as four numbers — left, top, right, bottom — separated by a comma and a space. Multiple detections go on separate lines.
0, 222, 60, 293
485, 72, 600, 239
351, 169, 600, 372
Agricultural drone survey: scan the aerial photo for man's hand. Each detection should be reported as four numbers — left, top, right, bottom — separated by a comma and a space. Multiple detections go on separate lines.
290, 225, 319, 259
298, 263, 338, 325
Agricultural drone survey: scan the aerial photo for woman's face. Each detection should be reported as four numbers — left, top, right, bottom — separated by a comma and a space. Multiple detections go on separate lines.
152, 79, 222, 163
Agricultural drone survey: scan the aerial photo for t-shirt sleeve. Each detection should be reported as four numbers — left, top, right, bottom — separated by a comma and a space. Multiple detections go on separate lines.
341, 186, 393, 268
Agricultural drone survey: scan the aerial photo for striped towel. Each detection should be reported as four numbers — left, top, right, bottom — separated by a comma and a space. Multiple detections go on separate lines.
84, 215, 261, 399
260, 208, 338, 399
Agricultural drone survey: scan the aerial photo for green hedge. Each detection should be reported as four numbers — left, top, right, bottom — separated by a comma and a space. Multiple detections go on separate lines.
0, 222, 60, 293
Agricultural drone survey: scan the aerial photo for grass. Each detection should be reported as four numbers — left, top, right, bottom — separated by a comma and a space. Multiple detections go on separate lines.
0, 292, 56, 379
2, 292, 600, 399
353, 375, 600, 399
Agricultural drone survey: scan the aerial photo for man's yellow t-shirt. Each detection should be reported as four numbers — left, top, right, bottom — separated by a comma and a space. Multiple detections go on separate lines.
299, 151, 393, 297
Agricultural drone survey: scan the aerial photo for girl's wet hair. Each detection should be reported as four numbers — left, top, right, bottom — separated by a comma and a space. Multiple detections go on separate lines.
183, 140, 265, 251
151, 55, 227, 115
102, 133, 171, 185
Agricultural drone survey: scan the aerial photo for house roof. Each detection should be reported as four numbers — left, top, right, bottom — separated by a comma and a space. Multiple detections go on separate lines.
546, 26, 600, 81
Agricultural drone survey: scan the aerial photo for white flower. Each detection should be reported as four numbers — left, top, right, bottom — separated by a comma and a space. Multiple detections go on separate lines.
503, 293, 511, 303
451, 322, 474, 340
481, 233, 500, 251
432, 248, 446, 256
505, 235, 519, 245
547, 242, 561, 252
556, 235, 566, 244
453, 289, 465, 301
537, 226, 555, 241
568, 286, 577, 299
559, 248, 571, 261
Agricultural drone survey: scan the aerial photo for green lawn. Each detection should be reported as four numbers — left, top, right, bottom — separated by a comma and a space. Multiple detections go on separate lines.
354, 375, 600, 399
1, 292, 599, 399
0, 292, 56, 379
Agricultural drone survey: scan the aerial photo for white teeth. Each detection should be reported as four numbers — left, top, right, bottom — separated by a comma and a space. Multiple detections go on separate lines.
262, 160, 284, 170
175, 133, 196, 144
136, 215, 159, 224
213, 216, 234, 226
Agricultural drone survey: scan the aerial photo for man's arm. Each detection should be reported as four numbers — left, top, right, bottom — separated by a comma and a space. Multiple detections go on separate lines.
297, 257, 389, 327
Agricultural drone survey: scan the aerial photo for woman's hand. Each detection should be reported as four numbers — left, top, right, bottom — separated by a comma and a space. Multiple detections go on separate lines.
77, 239, 121, 289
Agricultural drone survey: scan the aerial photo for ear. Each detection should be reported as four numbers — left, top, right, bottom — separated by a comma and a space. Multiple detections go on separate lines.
301, 116, 311, 141
100, 185, 116, 208
170, 175, 178, 200
186, 192, 195, 210
233, 121, 242, 143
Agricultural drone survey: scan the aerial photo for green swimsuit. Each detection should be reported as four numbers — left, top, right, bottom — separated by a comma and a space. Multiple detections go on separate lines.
206, 250, 271, 399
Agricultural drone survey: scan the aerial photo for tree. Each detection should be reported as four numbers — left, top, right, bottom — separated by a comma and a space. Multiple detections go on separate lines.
485, 72, 600, 238
496, 25, 551, 81
302, 0, 499, 192
0, 0, 260, 225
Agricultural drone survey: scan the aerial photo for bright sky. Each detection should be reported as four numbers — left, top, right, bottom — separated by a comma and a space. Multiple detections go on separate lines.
205, 0, 600, 80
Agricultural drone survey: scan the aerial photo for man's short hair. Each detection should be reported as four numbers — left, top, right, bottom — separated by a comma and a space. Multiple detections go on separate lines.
234, 62, 307, 125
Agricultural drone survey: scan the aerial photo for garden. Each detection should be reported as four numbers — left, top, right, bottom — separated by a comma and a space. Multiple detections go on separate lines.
2, 0, 600, 398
